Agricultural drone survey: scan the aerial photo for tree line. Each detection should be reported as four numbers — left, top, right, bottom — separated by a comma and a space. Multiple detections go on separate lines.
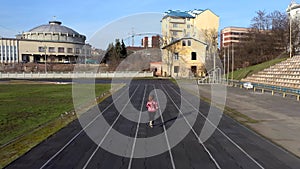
223, 10, 299, 69
103, 39, 128, 70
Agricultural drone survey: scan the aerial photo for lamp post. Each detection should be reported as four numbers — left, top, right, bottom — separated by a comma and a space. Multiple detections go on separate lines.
231, 43, 234, 83
44, 45, 47, 73
290, 13, 292, 58
227, 46, 230, 84
211, 35, 218, 83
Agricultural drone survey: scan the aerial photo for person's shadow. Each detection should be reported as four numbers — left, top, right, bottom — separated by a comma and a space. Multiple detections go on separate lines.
153, 111, 194, 127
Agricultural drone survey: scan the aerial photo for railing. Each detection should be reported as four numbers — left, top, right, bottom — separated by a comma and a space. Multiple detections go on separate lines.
198, 67, 223, 84
230, 80, 300, 101
0, 71, 153, 79
252, 83, 300, 95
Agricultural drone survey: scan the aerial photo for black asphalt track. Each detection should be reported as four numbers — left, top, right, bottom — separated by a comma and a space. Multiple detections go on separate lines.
5, 79, 300, 169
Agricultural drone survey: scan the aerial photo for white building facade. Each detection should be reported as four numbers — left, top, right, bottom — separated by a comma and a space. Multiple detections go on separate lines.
0, 20, 91, 64
0, 38, 19, 63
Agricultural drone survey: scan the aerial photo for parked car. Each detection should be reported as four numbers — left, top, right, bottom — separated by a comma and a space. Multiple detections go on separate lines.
243, 82, 253, 89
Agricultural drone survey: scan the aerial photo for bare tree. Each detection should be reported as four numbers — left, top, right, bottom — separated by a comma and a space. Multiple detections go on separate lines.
232, 10, 289, 69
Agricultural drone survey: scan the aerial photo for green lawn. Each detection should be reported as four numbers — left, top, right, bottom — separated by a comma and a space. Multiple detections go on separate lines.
227, 57, 288, 80
0, 83, 111, 146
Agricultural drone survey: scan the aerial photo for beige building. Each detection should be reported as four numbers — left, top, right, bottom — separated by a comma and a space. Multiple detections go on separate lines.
162, 37, 207, 77
161, 9, 219, 77
0, 20, 91, 64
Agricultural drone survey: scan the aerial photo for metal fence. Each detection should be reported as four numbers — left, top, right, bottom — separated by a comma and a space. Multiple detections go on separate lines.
0, 71, 153, 79
229, 80, 300, 101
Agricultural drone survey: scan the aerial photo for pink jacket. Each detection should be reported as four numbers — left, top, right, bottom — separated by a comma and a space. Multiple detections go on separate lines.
146, 100, 158, 112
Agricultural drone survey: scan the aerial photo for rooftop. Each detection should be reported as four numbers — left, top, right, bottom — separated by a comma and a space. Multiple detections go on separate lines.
26, 21, 81, 36
163, 9, 205, 19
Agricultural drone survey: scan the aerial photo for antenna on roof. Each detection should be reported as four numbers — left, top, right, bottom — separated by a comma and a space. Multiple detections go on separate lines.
53, 16, 57, 21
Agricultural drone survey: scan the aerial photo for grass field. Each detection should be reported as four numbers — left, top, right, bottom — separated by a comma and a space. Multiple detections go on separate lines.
0, 82, 113, 168
0, 83, 111, 146
227, 57, 288, 80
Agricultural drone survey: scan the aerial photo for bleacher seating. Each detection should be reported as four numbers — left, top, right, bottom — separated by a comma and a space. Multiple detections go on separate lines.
242, 55, 300, 89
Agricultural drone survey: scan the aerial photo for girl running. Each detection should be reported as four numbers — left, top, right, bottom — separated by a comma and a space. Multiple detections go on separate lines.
146, 95, 158, 128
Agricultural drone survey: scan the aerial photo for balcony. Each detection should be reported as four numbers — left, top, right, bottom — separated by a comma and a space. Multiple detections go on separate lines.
169, 18, 186, 24
170, 27, 183, 32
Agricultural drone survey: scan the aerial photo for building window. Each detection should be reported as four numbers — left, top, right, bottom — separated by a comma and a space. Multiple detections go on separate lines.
75, 48, 80, 54
58, 47, 64, 53
187, 18, 190, 21
188, 40, 191, 46
187, 24, 191, 28
38, 46, 46, 52
173, 23, 178, 28
174, 66, 179, 73
67, 48, 73, 53
191, 52, 197, 60
48, 47, 55, 53
172, 31, 178, 36
174, 53, 179, 60
182, 40, 186, 46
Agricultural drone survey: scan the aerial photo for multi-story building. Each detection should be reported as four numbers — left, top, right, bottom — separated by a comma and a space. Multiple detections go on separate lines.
287, 1, 300, 54
287, 1, 300, 20
0, 38, 19, 63
161, 9, 219, 77
220, 27, 249, 49
0, 20, 91, 64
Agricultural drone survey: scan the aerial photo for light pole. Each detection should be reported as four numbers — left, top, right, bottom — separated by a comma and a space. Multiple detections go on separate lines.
290, 13, 292, 58
44, 45, 47, 73
231, 43, 234, 83
227, 46, 230, 84
223, 51, 226, 80
84, 44, 86, 65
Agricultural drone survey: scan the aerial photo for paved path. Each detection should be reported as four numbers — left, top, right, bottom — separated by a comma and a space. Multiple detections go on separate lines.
5, 79, 300, 169
197, 84, 300, 158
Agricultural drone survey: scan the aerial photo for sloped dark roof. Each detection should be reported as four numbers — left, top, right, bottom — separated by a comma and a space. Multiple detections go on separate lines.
164, 10, 195, 18
28, 21, 80, 35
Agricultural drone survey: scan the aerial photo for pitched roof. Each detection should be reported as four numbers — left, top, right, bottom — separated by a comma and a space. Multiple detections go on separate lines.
163, 10, 195, 18
163, 9, 206, 19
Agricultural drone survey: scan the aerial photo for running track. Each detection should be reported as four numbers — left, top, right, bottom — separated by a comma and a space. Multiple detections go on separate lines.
5, 79, 300, 169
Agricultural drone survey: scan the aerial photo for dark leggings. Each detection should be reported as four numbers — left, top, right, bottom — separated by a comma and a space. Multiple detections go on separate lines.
148, 111, 156, 122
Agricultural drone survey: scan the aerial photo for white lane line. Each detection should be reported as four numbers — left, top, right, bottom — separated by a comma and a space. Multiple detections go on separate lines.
82, 85, 141, 169
168, 84, 265, 169
154, 85, 176, 169
39, 86, 130, 169
161, 85, 221, 169
127, 85, 147, 169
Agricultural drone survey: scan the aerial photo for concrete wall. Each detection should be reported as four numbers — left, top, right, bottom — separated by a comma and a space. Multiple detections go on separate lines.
0, 71, 153, 79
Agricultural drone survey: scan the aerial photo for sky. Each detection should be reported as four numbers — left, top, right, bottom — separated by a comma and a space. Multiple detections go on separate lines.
0, 0, 294, 49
